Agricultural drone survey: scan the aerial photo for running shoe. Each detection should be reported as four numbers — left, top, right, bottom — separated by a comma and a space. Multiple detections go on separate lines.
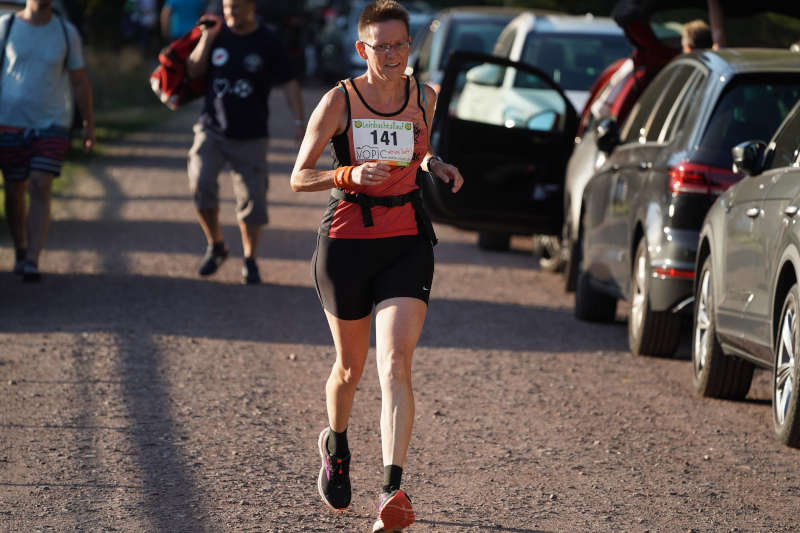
21, 259, 41, 283
372, 489, 414, 532
198, 243, 228, 276
241, 257, 261, 284
317, 427, 351, 510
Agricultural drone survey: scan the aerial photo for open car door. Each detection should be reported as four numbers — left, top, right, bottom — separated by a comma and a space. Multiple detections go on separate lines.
423, 51, 578, 237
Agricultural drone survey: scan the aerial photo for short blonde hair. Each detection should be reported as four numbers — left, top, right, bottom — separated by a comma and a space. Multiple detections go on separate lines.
681, 19, 712, 50
357, 0, 410, 41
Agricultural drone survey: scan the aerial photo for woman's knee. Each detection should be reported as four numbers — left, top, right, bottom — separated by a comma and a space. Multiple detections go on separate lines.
332, 358, 365, 386
378, 351, 413, 387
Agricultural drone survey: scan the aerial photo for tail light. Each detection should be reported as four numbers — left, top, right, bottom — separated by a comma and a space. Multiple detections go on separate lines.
669, 162, 742, 195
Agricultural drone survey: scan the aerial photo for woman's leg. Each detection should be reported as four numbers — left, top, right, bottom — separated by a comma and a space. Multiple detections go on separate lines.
374, 297, 427, 468
324, 310, 372, 432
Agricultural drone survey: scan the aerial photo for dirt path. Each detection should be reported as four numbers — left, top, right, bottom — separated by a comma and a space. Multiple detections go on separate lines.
1, 85, 799, 533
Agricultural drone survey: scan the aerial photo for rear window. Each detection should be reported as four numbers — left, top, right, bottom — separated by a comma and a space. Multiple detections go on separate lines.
698, 75, 800, 168
518, 32, 632, 91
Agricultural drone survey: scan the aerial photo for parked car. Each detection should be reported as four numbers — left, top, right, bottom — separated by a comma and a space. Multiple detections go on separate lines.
407, 6, 523, 94
573, 49, 800, 358
694, 99, 800, 448
317, 0, 432, 81
539, 20, 683, 278
423, 51, 578, 248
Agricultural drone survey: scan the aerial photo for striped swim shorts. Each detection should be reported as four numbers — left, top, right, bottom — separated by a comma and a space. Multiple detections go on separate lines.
0, 125, 70, 181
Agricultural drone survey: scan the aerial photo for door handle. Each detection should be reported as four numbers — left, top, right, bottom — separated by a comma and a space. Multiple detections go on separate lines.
638, 161, 652, 170
785, 205, 799, 217
746, 207, 761, 218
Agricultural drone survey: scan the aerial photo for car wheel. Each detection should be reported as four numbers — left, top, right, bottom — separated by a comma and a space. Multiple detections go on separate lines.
692, 255, 754, 398
628, 239, 682, 357
478, 231, 511, 252
532, 235, 564, 272
773, 284, 800, 448
573, 224, 616, 322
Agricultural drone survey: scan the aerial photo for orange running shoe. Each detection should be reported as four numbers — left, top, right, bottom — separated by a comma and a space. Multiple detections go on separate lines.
371, 489, 415, 532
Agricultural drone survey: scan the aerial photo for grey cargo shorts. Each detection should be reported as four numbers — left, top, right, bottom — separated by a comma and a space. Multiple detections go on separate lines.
187, 123, 269, 226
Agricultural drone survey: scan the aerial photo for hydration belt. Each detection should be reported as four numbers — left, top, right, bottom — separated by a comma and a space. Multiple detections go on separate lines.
330, 187, 438, 246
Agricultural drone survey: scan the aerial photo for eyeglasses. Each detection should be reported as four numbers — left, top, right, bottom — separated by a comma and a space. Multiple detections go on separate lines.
360, 40, 411, 54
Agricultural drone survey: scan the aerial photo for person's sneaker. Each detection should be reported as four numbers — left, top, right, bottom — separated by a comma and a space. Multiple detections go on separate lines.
13, 248, 27, 275
372, 489, 415, 533
198, 243, 228, 276
317, 427, 351, 510
21, 260, 41, 283
241, 257, 261, 285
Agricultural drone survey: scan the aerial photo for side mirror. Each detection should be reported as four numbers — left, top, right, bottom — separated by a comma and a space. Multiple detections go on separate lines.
595, 118, 619, 153
732, 140, 767, 177
464, 63, 504, 87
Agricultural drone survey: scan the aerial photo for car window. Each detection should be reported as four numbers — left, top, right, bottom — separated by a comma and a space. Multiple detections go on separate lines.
700, 75, 800, 169
455, 63, 568, 133
620, 67, 674, 144
517, 32, 631, 91
438, 19, 509, 70
644, 65, 694, 142
493, 27, 517, 58
766, 106, 800, 169
660, 69, 706, 143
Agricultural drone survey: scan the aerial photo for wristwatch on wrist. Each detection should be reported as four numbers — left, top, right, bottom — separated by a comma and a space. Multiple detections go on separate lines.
427, 154, 444, 171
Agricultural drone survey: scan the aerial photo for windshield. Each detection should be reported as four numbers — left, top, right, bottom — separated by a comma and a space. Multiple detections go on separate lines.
517, 32, 632, 91
438, 19, 509, 68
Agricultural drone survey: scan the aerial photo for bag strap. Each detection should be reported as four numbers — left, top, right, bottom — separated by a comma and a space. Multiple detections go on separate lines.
53, 12, 70, 72
0, 14, 15, 94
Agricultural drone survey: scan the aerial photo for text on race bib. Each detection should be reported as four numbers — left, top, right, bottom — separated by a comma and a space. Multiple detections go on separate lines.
352, 119, 414, 166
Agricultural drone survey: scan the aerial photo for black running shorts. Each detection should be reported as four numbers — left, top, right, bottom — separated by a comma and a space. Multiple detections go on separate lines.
312, 234, 434, 320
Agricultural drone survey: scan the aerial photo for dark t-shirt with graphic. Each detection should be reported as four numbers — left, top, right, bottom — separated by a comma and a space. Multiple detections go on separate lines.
200, 24, 294, 139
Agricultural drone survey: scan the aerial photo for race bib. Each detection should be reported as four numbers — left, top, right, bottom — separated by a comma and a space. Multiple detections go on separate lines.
352, 119, 414, 166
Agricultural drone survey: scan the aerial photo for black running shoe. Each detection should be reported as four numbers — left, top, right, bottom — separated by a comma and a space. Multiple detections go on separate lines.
198, 243, 228, 276
21, 260, 41, 283
242, 257, 261, 284
317, 427, 352, 510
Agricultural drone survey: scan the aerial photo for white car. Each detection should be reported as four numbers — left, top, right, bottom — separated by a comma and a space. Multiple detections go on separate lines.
458, 11, 630, 131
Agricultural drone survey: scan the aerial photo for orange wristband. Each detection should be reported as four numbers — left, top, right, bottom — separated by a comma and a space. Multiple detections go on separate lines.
334, 165, 354, 188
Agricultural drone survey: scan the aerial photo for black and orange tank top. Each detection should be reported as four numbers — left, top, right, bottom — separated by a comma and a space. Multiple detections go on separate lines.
319, 76, 430, 239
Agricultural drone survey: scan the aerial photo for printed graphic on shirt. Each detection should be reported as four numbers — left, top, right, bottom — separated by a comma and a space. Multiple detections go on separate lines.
233, 79, 253, 98
352, 119, 414, 166
243, 53, 262, 73
211, 47, 229, 66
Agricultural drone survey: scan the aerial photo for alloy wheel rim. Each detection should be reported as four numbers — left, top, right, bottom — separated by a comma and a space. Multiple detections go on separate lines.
631, 252, 646, 332
694, 269, 711, 375
776, 303, 796, 426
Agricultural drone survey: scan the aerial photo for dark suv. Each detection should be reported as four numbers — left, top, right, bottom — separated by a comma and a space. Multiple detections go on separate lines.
574, 49, 800, 357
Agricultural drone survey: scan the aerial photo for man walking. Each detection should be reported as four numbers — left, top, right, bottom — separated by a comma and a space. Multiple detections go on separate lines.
0, 0, 95, 282
185, 0, 304, 284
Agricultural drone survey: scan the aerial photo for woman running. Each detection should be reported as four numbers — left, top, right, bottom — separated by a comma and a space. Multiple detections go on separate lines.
290, 1, 463, 530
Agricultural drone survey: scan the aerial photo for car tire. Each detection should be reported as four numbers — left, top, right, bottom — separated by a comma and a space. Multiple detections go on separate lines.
773, 284, 800, 448
628, 239, 682, 357
478, 231, 511, 252
532, 235, 564, 272
692, 256, 754, 399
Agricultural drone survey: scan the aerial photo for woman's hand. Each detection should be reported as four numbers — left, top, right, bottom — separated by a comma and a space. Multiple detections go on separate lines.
430, 159, 464, 193
351, 162, 392, 186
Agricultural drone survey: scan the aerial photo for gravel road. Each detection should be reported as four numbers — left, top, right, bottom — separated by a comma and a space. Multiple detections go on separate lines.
1, 84, 799, 533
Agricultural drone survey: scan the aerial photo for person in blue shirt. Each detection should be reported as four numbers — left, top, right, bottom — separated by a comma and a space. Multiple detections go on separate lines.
160, 0, 207, 41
